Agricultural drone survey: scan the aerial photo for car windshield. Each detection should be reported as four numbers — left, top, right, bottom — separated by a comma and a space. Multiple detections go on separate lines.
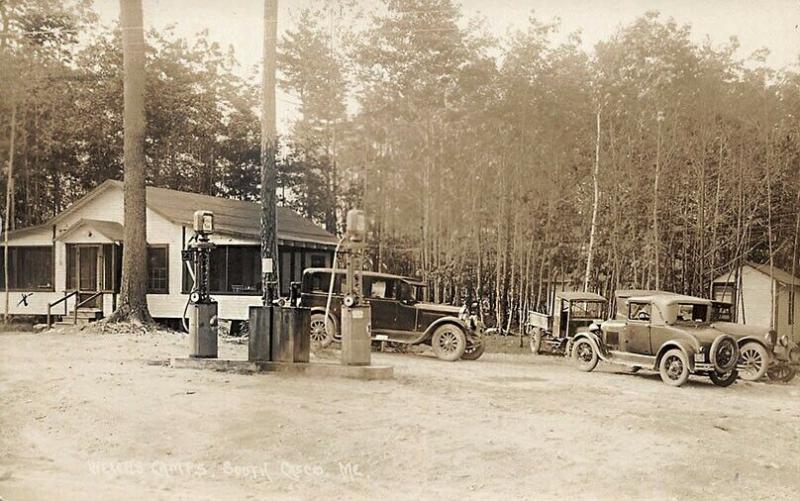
307, 272, 343, 293
711, 303, 733, 322
398, 282, 424, 302
570, 301, 604, 319
676, 303, 709, 324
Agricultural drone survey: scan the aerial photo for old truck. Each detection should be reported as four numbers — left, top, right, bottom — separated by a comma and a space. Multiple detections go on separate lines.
526, 291, 608, 355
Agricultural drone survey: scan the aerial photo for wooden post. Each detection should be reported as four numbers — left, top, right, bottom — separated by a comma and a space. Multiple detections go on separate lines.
4, 100, 16, 323
260, 0, 279, 304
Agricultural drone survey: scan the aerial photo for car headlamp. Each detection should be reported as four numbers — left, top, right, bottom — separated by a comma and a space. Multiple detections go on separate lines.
765, 330, 777, 346
779, 334, 789, 348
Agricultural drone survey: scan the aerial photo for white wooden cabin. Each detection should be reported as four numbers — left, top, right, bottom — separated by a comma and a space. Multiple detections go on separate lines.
1, 180, 336, 325
712, 262, 800, 342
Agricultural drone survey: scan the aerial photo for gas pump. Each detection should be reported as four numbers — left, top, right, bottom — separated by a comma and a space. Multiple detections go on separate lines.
340, 209, 371, 366
182, 210, 218, 358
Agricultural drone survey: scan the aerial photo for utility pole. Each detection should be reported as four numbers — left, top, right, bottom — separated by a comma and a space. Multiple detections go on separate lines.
260, 0, 279, 304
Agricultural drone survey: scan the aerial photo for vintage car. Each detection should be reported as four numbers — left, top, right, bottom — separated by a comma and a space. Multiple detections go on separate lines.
571, 293, 741, 387
614, 291, 778, 382
298, 268, 485, 361
526, 291, 607, 355
768, 336, 800, 382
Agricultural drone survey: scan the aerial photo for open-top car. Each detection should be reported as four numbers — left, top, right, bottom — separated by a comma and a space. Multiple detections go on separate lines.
526, 291, 607, 355
299, 268, 485, 361
571, 293, 740, 387
614, 291, 779, 382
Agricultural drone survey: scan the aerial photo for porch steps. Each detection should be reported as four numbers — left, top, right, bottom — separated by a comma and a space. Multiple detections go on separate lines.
54, 308, 103, 326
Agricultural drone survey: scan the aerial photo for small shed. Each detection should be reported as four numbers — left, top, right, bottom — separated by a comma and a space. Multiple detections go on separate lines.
712, 262, 800, 342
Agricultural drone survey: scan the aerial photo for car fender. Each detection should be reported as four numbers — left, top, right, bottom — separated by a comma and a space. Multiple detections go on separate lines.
309, 307, 340, 335
655, 340, 696, 372
571, 331, 610, 362
419, 317, 468, 344
737, 336, 774, 358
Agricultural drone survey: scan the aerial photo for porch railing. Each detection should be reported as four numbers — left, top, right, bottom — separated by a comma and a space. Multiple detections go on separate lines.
73, 291, 104, 325
47, 290, 78, 328
46, 291, 109, 328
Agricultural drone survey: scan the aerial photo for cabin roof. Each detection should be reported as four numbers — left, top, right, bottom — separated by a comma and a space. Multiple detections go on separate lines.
7, 179, 338, 247
57, 219, 125, 242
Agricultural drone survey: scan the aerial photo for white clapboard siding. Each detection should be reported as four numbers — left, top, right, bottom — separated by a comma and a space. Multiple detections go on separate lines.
1, 181, 321, 322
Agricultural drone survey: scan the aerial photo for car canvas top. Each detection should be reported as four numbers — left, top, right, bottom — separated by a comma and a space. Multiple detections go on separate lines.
303, 267, 420, 283
554, 291, 606, 302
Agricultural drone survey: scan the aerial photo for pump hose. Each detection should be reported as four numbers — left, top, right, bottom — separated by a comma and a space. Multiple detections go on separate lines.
182, 259, 198, 333
322, 237, 346, 339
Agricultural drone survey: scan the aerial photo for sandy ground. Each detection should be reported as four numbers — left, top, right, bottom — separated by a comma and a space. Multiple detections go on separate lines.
1, 330, 799, 501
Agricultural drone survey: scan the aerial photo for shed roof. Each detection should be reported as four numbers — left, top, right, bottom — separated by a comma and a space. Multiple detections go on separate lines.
746, 262, 800, 287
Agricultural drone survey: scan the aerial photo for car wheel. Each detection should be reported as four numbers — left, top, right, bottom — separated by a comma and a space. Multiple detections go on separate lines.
739, 342, 769, 381
529, 328, 543, 355
431, 325, 467, 361
309, 313, 335, 349
461, 337, 486, 360
571, 338, 598, 372
659, 349, 690, 387
766, 364, 797, 383
709, 370, 738, 387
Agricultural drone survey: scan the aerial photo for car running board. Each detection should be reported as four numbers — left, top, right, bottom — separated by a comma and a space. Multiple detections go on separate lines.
606, 350, 656, 368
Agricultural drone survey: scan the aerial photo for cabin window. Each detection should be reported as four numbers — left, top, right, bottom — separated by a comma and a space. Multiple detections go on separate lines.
0, 246, 54, 291
183, 245, 262, 295
147, 246, 169, 294
278, 247, 333, 295
226, 246, 261, 293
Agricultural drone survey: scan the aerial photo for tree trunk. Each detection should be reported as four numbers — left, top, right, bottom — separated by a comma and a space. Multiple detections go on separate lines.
260, 0, 280, 303
584, 111, 601, 291
108, 0, 152, 324
653, 113, 663, 290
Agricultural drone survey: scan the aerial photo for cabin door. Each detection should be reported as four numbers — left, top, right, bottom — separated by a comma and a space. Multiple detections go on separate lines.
78, 245, 100, 308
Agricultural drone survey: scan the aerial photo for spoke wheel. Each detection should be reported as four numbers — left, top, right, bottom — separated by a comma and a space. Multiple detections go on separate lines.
461, 337, 486, 360
659, 349, 690, 387
571, 339, 598, 372
738, 342, 769, 381
767, 364, 797, 383
710, 370, 738, 387
431, 325, 466, 361
309, 314, 334, 349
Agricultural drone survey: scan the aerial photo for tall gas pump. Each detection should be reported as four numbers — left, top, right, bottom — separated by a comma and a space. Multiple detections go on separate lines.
182, 210, 218, 358
340, 209, 371, 366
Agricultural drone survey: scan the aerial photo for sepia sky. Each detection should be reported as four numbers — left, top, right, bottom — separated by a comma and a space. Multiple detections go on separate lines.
93, 0, 800, 128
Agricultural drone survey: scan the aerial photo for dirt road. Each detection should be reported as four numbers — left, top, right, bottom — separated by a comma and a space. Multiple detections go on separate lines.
1, 330, 798, 500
